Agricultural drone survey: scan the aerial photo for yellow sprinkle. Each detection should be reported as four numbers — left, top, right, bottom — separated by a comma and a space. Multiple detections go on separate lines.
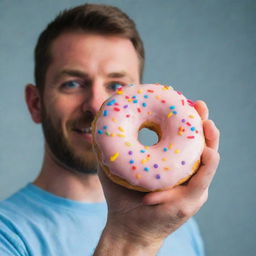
162, 158, 167, 162
137, 89, 143, 94
174, 149, 181, 154
125, 141, 131, 146
144, 146, 150, 150
110, 152, 119, 162
116, 90, 123, 95
147, 111, 152, 115
118, 126, 125, 132
167, 112, 173, 118
146, 157, 151, 161
128, 98, 132, 102
163, 85, 170, 90
164, 167, 171, 171
141, 159, 147, 164
189, 115, 195, 119
110, 133, 115, 137
117, 134, 126, 138
135, 173, 141, 179
155, 95, 161, 100
168, 144, 173, 149
111, 118, 117, 123
178, 131, 183, 136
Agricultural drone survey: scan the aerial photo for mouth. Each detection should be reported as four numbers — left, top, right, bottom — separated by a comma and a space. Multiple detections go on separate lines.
74, 127, 92, 134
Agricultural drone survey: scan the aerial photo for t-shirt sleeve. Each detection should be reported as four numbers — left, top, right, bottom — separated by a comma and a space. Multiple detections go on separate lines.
0, 224, 28, 256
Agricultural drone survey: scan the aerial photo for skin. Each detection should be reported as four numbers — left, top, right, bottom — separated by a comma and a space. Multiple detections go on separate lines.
25, 31, 220, 255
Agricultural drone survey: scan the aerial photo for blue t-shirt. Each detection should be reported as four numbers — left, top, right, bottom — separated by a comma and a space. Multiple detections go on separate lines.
0, 184, 204, 255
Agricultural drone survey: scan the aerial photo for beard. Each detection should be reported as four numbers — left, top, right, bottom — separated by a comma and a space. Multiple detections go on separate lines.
41, 107, 97, 175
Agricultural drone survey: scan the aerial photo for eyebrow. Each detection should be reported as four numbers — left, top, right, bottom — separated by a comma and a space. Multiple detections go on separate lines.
107, 71, 134, 82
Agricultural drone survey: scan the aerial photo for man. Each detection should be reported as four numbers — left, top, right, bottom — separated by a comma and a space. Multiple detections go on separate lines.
0, 3, 220, 256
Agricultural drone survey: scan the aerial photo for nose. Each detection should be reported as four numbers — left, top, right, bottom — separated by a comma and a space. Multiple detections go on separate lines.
82, 80, 109, 115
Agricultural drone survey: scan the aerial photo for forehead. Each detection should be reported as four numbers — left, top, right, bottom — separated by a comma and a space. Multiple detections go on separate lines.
47, 31, 140, 78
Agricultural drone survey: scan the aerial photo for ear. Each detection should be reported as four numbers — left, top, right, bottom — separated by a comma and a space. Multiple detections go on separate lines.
25, 84, 42, 123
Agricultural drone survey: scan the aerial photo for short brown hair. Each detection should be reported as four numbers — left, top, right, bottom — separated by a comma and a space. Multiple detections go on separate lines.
34, 3, 145, 92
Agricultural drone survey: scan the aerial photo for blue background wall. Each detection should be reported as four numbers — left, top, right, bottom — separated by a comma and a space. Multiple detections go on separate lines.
0, 0, 255, 255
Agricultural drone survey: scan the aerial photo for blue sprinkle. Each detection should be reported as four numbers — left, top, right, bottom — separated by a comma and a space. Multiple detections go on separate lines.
97, 130, 103, 134
133, 99, 138, 103
132, 95, 137, 99
156, 174, 161, 179
106, 99, 116, 106
169, 106, 175, 110
144, 95, 149, 99
103, 126, 108, 130
191, 127, 196, 131
103, 110, 109, 116
129, 160, 134, 164
142, 102, 147, 107
163, 147, 168, 152
144, 167, 149, 172
140, 149, 146, 153
173, 111, 177, 115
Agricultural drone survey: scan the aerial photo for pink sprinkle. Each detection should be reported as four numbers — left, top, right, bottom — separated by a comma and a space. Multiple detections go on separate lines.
187, 99, 195, 107
161, 100, 166, 103
186, 122, 191, 126
187, 136, 195, 139
182, 99, 185, 106
126, 114, 130, 118
137, 108, 141, 113
114, 102, 119, 106
114, 107, 120, 111
177, 91, 183, 95
125, 96, 129, 99
147, 89, 154, 93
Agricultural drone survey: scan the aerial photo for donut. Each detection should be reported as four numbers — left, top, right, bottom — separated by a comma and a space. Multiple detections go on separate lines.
92, 83, 205, 192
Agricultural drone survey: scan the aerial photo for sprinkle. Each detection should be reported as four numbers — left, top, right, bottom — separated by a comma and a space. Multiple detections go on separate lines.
110, 152, 119, 162
97, 130, 103, 134
132, 96, 137, 99
156, 174, 161, 179
132, 166, 137, 170
114, 107, 120, 112
133, 99, 138, 103
125, 96, 129, 99
155, 95, 161, 100
137, 108, 141, 113
161, 100, 166, 103
167, 112, 173, 118
186, 122, 191, 126
110, 133, 115, 137
125, 142, 131, 146
163, 147, 168, 152
187, 99, 195, 107
144, 167, 149, 172
148, 111, 152, 115
141, 159, 147, 164
196, 130, 199, 134
147, 89, 154, 93
153, 164, 158, 168
137, 89, 143, 94
142, 102, 147, 107
126, 114, 130, 118
135, 173, 141, 179
174, 149, 181, 154
128, 150, 133, 155
111, 118, 117, 122
164, 167, 171, 171
129, 160, 134, 164
162, 158, 167, 161
147, 154, 150, 158
144, 95, 149, 99
105, 131, 111, 136
182, 99, 185, 106
181, 119, 186, 123
191, 127, 196, 131
140, 149, 146, 153
103, 126, 108, 130
128, 99, 132, 102
144, 146, 150, 150
189, 115, 195, 119
163, 85, 170, 90
181, 161, 186, 165
118, 126, 125, 132
173, 111, 178, 115
116, 90, 123, 95
187, 136, 195, 139
169, 106, 176, 110
117, 134, 126, 137
103, 110, 109, 116
177, 91, 183, 95
107, 99, 116, 106
123, 105, 128, 109
168, 144, 173, 149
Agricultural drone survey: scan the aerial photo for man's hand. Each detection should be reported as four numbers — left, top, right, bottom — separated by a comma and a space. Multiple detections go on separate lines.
94, 100, 220, 256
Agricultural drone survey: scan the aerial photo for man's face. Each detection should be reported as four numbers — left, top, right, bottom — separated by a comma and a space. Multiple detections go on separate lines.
41, 32, 140, 174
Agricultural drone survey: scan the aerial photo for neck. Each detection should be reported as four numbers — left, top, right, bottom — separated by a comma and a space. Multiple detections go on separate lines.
33, 148, 105, 203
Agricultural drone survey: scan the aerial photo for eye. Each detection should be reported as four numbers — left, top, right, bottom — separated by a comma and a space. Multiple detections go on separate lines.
62, 80, 81, 89
109, 82, 125, 91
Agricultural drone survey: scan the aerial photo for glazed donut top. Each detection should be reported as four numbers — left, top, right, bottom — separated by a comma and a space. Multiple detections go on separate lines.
93, 83, 205, 191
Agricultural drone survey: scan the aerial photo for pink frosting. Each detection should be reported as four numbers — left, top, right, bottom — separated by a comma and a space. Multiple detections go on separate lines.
93, 83, 205, 191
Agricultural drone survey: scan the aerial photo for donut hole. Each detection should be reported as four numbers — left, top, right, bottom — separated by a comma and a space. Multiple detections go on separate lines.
138, 121, 161, 146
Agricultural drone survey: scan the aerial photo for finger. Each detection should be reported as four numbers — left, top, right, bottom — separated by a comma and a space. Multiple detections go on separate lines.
203, 120, 220, 151
194, 100, 209, 121
184, 147, 220, 199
